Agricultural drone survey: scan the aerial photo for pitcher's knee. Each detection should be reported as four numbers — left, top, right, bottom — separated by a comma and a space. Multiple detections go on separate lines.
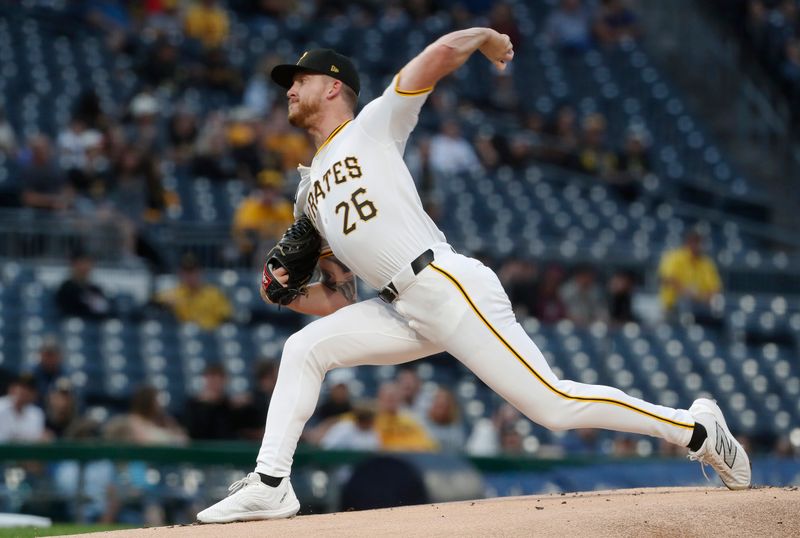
281, 330, 330, 373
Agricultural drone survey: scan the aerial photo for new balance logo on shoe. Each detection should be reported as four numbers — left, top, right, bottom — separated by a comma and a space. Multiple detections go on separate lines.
715, 422, 737, 468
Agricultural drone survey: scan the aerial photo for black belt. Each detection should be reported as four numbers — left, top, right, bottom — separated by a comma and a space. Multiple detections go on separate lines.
378, 249, 435, 304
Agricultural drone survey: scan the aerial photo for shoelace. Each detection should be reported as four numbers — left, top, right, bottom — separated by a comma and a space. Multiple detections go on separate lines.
687, 452, 711, 482
227, 473, 260, 496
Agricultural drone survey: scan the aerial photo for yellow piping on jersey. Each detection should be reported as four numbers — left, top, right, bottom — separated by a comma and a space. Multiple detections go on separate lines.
428, 263, 696, 431
394, 71, 434, 96
315, 119, 353, 157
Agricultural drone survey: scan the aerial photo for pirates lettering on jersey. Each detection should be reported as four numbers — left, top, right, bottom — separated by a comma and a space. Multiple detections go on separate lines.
305, 156, 364, 220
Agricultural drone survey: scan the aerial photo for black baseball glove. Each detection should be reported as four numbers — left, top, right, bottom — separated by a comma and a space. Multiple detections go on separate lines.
261, 215, 322, 305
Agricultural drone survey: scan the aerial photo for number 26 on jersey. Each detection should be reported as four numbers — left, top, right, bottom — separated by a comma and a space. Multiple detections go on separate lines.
335, 188, 377, 235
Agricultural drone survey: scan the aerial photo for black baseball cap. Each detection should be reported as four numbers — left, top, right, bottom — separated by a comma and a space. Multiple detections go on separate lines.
271, 49, 360, 96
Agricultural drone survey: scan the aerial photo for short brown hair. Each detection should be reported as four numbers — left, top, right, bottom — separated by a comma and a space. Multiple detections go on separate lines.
341, 84, 358, 111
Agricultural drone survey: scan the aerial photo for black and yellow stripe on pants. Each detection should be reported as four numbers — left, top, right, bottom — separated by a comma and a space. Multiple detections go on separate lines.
429, 262, 695, 433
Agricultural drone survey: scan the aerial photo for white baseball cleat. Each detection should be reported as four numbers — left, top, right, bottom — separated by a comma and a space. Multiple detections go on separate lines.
197, 472, 300, 523
688, 398, 751, 490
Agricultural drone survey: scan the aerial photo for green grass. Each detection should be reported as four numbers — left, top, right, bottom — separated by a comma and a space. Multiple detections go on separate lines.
0, 524, 134, 537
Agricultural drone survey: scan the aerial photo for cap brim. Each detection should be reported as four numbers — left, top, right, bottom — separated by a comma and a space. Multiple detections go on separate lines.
271, 64, 321, 89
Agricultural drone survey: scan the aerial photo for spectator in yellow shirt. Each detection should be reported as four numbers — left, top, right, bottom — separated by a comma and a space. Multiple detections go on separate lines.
184, 0, 229, 50
658, 230, 722, 316
232, 169, 294, 265
156, 254, 232, 330
374, 382, 437, 452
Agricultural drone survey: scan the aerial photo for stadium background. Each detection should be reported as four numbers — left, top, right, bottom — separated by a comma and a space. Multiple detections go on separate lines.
0, 0, 798, 529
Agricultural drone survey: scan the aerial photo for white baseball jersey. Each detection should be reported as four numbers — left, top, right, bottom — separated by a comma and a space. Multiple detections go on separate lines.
294, 74, 446, 290
254, 72, 717, 484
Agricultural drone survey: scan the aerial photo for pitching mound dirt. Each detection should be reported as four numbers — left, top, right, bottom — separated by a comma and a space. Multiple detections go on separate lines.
69, 487, 798, 538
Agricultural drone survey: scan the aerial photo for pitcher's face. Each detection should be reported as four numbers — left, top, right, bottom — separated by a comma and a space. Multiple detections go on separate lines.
286, 72, 328, 129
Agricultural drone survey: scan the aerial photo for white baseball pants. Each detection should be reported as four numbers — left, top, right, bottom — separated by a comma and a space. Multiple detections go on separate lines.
256, 244, 695, 476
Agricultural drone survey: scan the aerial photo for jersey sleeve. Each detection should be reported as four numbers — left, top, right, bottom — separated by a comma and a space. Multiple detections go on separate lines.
293, 165, 313, 219
357, 72, 433, 149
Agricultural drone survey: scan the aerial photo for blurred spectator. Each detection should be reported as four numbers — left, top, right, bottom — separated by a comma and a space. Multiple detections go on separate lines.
466, 402, 521, 456
775, 0, 798, 35
107, 149, 171, 269
32, 336, 65, 402
782, 37, 800, 82
19, 134, 71, 212
57, 118, 96, 180
474, 129, 501, 171
314, 369, 354, 423
488, 1, 522, 48
404, 0, 438, 22
226, 107, 263, 182
542, 104, 579, 165
608, 270, 637, 324
504, 133, 535, 170
104, 124, 129, 167
429, 120, 483, 175
261, 106, 315, 173
72, 89, 107, 131
104, 385, 187, 445
658, 230, 723, 318
560, 265, 607, 326
571, 113, 617, 177
499, 423, 524, 454
55, 250, 114, 320
142, 0, 183, 42
487, 72, 521, 115
138, 37, 181, 89
396, 367, 428, 420
611, 433, 639, 456
406, 137, 442, 221
84, 0, 135, 54
154, 253, 233, 330
231, 0, 296, 20
0, 374, 45, 442
182, 363, 239, 440
420, 388, 464, 453
533, 265, 567, 323
0, 107, 17, 156
44, 378, 79, 439
545, 0, 593, 52
746, 0, 769, 46
609, 125, 651, 201
184, 0, 230, 50
68, 129, 110, 214
465, 417, 498, 456
126, 93, 164, 155
374, 382, 437, 452
197, 48, 244, 98
499, 257, 539, 317
593, 0, 642, 46
231, 170, 294, 265
118, 151, 171, 223
320, 402, 380, 451
167, 107, 199, 167
191, 111, 238, 180
561, 428, 605, 455
243, 55, 281, 118
236, 359, 279, 440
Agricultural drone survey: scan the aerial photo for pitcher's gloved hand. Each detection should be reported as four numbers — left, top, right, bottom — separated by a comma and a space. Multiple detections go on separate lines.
261, 215, 321, 305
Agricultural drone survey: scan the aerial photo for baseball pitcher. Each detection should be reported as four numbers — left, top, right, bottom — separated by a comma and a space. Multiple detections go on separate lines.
198, 27, 750, 523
